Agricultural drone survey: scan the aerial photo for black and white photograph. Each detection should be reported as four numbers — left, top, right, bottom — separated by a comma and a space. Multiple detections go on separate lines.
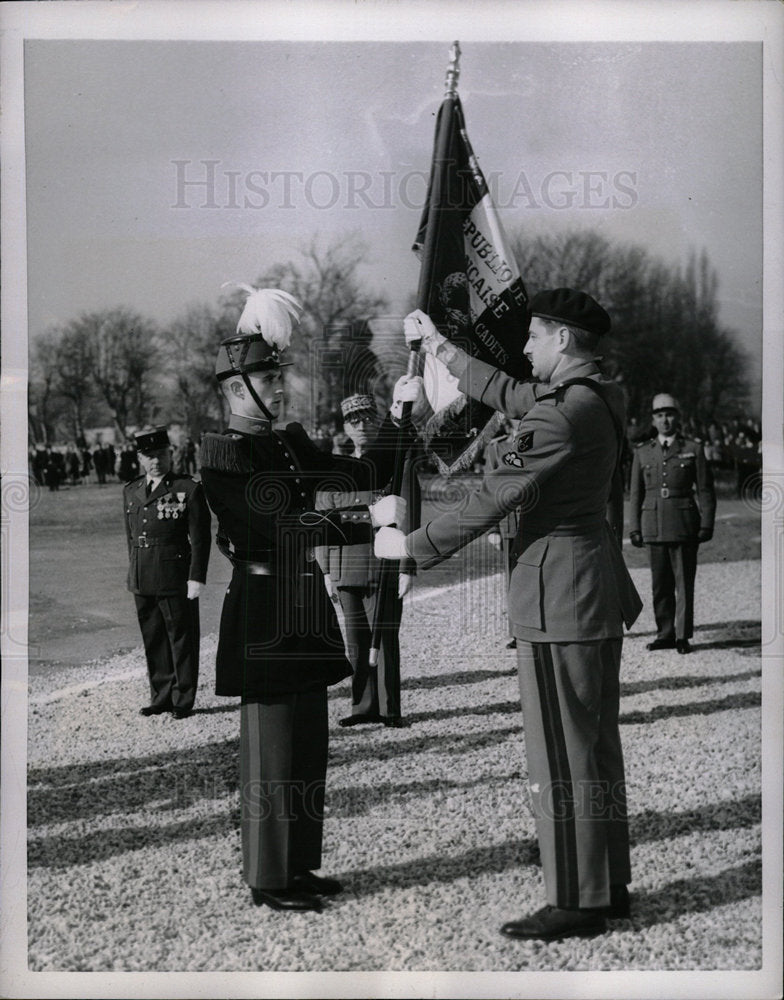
1, 1, 782, 997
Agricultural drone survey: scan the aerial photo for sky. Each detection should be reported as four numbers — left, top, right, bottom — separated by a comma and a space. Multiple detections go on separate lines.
19, 21, 766, 408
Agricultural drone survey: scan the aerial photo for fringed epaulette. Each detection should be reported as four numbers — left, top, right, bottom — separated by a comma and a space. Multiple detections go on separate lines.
199, 432, 252, 473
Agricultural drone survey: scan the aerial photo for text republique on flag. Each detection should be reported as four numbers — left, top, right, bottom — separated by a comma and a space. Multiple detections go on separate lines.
412, 93, 531, 476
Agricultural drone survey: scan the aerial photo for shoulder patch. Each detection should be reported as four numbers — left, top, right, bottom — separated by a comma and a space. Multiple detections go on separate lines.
502, 451, 524, 469
516, 431, 534, 452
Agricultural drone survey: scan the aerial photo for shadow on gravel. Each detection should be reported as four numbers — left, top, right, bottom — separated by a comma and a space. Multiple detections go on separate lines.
620, 691, 760, 725
624, 859, 762, 930
621, 667, 761, 697
28, 814, 237, 870
330, 723, 523, 767
327, 772, 523, 819
28, 739, 240, 825
629, 794, 761, 845
402, 667, 518, 691
336, 837, 541, 895
629, 619, 760, 640
402, 699, 521, 725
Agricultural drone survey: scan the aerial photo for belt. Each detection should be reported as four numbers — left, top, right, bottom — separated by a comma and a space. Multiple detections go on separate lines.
133, 536, 180, 549
647, 489, 691, 500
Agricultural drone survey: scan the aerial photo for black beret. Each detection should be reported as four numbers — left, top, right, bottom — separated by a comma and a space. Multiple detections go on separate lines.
530, 287, 611, 338
134, 426, 170, 454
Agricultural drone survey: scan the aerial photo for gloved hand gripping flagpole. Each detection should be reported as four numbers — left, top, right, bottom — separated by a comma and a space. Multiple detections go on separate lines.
368, 42, 462, 696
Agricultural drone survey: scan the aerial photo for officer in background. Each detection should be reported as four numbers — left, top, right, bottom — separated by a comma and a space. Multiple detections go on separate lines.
198, 285, 422, 914
124, 426, 211, 718
483, 418, 522, 650
377, 291, 643, 941
316, 393, 421, 728
629, 393, 716, 654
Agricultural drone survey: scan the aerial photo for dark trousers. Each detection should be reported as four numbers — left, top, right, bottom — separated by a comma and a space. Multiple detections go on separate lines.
648, 541, 698, 641
337, 584, 403, 718
516, 639, 630, 910
134, 593, 200, 711
240, 690, 328, 890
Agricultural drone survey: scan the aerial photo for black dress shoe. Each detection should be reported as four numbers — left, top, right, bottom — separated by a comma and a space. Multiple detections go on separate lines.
250, 887, 322, 912
339, 713, 382, 727
139, 704, 169, 716
382, 716, 404, 728
605, 884, 631, 919
646, 638, 676, 651
291, 871, 343, 896
171, 708, 192, 720
676, 639, 692, 654
500, 905, 606, 941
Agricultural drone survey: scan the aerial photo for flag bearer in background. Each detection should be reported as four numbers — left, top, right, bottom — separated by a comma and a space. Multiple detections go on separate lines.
316, 393, 421, 728
199, 285, 422, 914
376, 290, 642, 941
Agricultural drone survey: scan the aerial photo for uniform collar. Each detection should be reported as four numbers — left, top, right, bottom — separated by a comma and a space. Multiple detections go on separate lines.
536, 358, 601, 398
228, 413, 272, 436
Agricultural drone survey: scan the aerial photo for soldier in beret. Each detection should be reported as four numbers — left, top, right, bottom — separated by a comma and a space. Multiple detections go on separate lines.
198, 284, 423, 914
377, 289, 643, 941
124, 426, 211, 719
316, 392, 421, 728
629, 393, 716, 654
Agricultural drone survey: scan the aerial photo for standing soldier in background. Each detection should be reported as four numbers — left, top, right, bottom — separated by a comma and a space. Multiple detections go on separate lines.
483, 418, 521, 650
198, 285, 422, 914
124, 426, 211, 718
377, 290, 642, 941
629, 393, 716, 654
316, 393, 421, 728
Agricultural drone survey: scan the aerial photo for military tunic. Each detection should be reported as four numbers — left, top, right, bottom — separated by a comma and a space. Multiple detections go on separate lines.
198, 412, 406, 890
124, 471, 211, 712
405, 355, 642, 910
629, 434, 716, 641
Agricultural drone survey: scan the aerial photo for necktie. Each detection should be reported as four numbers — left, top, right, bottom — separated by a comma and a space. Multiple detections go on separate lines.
146, 480, 153, 496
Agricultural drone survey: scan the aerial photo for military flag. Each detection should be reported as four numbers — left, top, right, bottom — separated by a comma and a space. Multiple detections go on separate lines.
412, 42, 531, 475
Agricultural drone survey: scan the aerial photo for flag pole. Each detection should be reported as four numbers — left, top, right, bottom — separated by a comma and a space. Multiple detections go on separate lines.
367, 43, 463, 709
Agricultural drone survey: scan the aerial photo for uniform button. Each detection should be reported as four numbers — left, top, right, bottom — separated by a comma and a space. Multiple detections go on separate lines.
289, 465, 296, 471
295, 478, 301, 483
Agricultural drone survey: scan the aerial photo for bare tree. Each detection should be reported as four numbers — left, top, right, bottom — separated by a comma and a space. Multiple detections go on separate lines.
511, 227, 750, 424
251, 233, 390, 427
53, 321, 97, 443
72, 308, 158, 439
158, 302, 235, 436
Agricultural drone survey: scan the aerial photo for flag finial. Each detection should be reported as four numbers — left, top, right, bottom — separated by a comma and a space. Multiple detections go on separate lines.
445, 41, 461, 97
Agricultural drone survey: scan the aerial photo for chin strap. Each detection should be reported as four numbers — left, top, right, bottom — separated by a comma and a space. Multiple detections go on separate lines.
241, 372, 275, 422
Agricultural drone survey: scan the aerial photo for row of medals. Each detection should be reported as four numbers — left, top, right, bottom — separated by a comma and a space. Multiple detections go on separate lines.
157, 493, 187, 519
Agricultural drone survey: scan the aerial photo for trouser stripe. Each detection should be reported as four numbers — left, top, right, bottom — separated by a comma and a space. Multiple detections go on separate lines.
533, 643, 580, 909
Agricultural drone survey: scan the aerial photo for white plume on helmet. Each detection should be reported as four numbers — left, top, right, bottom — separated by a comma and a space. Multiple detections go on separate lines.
222, 283, 303, 350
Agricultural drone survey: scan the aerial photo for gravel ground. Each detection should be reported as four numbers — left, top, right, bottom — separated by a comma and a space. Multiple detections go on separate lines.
26, 558, 763, 978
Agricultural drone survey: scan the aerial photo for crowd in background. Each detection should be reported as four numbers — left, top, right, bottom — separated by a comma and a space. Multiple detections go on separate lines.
29, 437, 199, 491
29, 413, 762, 499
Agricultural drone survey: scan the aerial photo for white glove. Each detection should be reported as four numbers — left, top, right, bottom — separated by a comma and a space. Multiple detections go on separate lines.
398, 572, 414, 599
404, 310, 445, 354
187, 580, 203, 600
369, 494, 407, 527
390, 375, 426, 422
374, 527, 408, 560
487, 532, 502, 551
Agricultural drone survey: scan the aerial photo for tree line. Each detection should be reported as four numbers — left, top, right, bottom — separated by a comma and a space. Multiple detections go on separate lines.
29, 229, 751, 446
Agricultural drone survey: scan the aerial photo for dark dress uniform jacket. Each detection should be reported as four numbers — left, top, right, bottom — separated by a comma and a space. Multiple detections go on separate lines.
199, 416, 405, 699
629, 435, 716, 543
406, 357, 642, 641
124, 473, 211, 595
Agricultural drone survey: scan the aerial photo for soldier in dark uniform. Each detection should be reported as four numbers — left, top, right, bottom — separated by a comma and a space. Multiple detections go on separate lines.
629, 393, 716, 654
198, 285, 421, 913
316, 393, 421, 728
124, 426, 211, 718
377, 291, 643, 941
